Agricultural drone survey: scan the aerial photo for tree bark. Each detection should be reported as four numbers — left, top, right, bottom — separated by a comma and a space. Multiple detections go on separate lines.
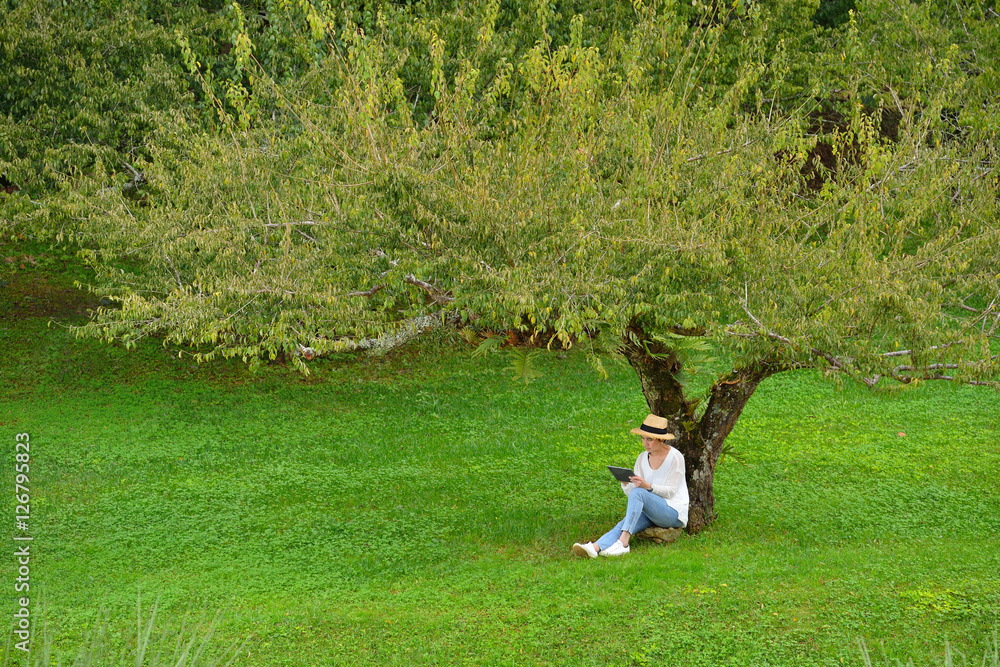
624, 324, 777, 533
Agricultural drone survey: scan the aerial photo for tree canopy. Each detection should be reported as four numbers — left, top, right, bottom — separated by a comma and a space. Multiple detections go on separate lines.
4, 0, 998, 529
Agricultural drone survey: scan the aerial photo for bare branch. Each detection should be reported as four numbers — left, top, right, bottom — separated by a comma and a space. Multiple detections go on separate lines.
405, 274, 453, 305
163, 254, 183, 291
296, 312, 463, 361
121, 161, 146, 192
739, 290, 846, 370
264, 221, 316, 228
684, 139, 755, 163
892, 363, 960, 375
344, 285, 384, 298
890, 370, 1000, 389
297, 230, 319, 244
880, 343, 954, 358
862, 374, 881, 388
373, 248, 400, 266
726, 323, 998, 389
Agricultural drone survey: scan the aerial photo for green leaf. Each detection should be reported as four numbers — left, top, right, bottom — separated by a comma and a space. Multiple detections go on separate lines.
472, 335, 505, 358
507, 348, 543, 385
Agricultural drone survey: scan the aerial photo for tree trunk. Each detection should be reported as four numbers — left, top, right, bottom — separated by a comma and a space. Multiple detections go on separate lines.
624, 325, 777, 533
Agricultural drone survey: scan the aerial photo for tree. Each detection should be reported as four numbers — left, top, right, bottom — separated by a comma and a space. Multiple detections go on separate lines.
0, 0, 394, 236
61, 0, 999, 531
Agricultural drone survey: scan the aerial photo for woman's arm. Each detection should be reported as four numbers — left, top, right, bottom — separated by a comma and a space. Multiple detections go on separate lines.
623, 452, 645, 495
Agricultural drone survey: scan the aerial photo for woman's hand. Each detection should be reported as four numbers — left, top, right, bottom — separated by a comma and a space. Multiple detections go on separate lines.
629, 476, 651, 490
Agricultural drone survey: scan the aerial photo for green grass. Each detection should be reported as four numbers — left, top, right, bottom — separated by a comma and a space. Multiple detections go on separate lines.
1, 254, 999, 666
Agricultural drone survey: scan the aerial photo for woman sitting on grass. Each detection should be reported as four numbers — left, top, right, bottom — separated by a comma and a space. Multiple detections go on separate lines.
573, 414, 689, 558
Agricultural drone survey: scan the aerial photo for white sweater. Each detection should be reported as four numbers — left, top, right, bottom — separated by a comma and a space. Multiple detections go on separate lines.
621, 447, 690, 527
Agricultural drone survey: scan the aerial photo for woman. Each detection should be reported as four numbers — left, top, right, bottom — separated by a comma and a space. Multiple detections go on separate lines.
573, 414, 689, 558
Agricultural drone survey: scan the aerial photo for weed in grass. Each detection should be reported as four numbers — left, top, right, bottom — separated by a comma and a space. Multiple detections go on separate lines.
1, 590, 249, 667
857, 624, 999, 667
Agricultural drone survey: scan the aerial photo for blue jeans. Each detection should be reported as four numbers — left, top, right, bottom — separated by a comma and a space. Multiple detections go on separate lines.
596, 488, 682, 551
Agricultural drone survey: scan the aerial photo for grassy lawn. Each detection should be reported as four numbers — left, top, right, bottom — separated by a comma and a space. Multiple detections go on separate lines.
1, 248, 998, 666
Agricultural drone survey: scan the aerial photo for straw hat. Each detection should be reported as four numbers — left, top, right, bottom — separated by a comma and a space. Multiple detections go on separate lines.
630, 414, 676, 440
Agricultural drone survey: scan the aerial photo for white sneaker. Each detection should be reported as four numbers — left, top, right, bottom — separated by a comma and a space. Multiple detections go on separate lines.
572, 542, 599, 559
600, 541, 630, 557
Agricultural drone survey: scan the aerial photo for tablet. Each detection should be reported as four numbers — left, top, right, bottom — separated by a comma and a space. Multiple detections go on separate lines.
607, 466, 635, 483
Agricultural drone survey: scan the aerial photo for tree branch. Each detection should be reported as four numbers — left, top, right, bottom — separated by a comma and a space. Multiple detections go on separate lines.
726, 323, 999, 389
264, 221, 316, 228
405, 274, 453, 305
739, 289, 847, 371
880, 343, 954, 358
684, 139, 755, 163
121, 161, 146, 192
295, 312, 462, 361
344, 285, 384, 298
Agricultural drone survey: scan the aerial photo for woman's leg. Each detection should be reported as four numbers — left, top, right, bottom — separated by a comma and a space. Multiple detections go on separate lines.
619, 489, 681, 546
596, 489, 682, 551
595, 519, 626, 552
